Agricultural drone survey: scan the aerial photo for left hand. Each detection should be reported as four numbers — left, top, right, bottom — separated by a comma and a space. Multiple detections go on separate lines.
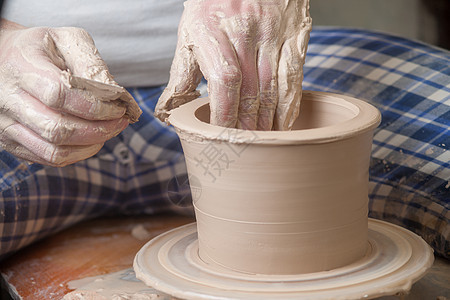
155, 0, 312, 130
0, 21, 138, 166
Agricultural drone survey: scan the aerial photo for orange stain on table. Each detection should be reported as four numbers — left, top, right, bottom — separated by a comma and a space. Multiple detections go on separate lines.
0, 213, 194, 299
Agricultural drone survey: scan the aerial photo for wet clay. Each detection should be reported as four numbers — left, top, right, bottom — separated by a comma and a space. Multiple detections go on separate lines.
134, 220, 434, 299
168, 91, 382, 274
63, 72, 142, 123
64, 269, 165, 300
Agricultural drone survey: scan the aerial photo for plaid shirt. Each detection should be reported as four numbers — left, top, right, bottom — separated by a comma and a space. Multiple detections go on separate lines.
1, 27, 449, 260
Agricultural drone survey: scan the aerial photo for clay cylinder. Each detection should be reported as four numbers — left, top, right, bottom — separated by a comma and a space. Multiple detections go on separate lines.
168, 91, 381, 275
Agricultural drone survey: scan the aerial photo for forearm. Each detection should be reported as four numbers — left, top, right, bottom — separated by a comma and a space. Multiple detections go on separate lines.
0, 18, 26, 31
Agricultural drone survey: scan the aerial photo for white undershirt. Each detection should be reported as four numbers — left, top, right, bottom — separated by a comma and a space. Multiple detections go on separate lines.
2, 0, 185, 87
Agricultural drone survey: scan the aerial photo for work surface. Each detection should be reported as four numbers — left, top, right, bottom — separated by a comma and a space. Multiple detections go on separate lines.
1, 213, 449, 299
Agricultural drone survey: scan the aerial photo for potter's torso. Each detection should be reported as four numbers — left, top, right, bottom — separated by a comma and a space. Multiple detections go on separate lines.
2, 0, 185, 87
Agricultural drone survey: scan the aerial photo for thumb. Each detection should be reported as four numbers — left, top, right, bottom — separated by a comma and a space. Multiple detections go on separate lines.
155, 26, 202, 122
50, 27, 115, 84
50, 27, 142, 123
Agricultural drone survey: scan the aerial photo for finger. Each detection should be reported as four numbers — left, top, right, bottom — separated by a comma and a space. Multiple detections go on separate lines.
192, 28, 242, 128
20, 70, 127, 120
297, 17, 312, 63
256, 45, 279, 131
17, 33, 126, 120
298, 0, 312, 31
274, 37, 303, 131
1, 119, 103, 167
297, 13, 312, 61
155, 21, 202, 122
49, 27, 141, 122
0, 138, 52, 166
50, 27, 114, 83
233, 37, 259, 130
5, 92, 129, 146
272, 0, 311, 131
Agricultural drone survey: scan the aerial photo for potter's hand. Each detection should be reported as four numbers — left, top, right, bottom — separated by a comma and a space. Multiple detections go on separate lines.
0, 21, 135, 166
155, 0, 312, 130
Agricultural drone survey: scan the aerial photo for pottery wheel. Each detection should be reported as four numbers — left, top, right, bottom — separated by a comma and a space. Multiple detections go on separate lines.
133, 219, 433, 300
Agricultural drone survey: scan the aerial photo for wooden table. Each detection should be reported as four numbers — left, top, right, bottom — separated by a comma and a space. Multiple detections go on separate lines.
0, 213, 194, 299
1, 213, 449, 299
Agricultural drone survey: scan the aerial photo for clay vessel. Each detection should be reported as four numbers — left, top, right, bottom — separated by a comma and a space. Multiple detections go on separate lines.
168, 91, 381, 275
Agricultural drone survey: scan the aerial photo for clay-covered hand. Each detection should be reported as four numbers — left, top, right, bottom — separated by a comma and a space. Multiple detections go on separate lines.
155, 0, 312, 130
0, 21, 131, 166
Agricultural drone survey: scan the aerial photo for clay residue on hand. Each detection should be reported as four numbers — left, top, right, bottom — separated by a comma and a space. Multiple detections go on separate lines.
155, 0, 312, 131
49, 26, 142, 123
62, 70, 142, 123
154, 43, 202, 123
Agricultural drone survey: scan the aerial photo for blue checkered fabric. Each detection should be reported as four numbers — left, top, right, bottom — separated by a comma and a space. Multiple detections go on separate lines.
303, 27, 449, 259
0, 27, 448, 261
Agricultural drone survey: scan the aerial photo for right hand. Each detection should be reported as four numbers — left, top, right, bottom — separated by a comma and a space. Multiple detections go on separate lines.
0, 21, 130, 167
155, 0, 312, 131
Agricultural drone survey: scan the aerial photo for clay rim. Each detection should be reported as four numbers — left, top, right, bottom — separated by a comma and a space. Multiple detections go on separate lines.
168, 91, 382, 145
